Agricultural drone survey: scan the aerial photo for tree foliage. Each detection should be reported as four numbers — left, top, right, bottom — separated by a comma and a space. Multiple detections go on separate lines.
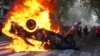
81, 0, 100, 24
57, 0, 75, 21
0, 0, 13, 6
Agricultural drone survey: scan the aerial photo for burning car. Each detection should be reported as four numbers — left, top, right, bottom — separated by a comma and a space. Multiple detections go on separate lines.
2, 0, 61, 52
2, 0, 78, 52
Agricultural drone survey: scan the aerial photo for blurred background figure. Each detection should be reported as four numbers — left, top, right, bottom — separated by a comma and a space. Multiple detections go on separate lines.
90, 26, 96, 39
82, 25, 89, 45
96, 26, 100, 40
76, 25, 82, 40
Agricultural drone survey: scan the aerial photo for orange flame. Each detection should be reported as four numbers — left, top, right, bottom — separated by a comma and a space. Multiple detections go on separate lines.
2, 0, 61, 52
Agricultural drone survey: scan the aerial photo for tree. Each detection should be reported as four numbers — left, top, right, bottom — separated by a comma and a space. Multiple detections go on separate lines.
57, 0, 75, 23
81, 0, 100, 24
0, 0, 13, 6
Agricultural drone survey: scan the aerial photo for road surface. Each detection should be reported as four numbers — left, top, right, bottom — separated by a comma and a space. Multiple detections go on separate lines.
0, 34, 100, 56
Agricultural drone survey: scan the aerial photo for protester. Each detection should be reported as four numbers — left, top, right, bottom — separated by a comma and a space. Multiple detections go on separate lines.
96, 26, 100, 40
63, 21, 82, 50
90, 26, 96, 38
82, 25, 88, 44
77, 26, 82, 39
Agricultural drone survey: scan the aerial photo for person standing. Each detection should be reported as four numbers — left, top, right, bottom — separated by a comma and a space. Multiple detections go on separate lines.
96, 26, 100, 40
83, 25, 88, 44
90, 26, 96, 39
77, 26, 82, 39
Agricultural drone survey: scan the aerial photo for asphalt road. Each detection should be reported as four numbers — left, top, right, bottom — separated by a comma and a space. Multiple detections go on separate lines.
0, 34, 100, 56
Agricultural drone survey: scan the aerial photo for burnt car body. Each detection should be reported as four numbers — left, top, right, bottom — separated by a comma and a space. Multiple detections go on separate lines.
9, 20, 77, 50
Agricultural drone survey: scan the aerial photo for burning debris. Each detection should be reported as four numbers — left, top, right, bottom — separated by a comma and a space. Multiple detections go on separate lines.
9, 21, 64, 50
2, 0, 61, 52
4, 19, 77, 52
10, 21, 75, 50
1, 0, 80, 52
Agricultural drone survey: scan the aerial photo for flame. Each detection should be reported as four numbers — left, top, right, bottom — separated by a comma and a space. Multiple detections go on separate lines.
2, 0, 61, 52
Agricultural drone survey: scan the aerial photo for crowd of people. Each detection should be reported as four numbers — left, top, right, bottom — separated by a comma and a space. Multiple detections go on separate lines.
57, 21, 100, 49
75, 25, 100, 44
60, 21, 100, 49
75, 25, 100, 40
62, 22, 100, 41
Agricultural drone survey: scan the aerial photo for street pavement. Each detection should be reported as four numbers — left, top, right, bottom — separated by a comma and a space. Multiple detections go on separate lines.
0, 34, 100, 56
